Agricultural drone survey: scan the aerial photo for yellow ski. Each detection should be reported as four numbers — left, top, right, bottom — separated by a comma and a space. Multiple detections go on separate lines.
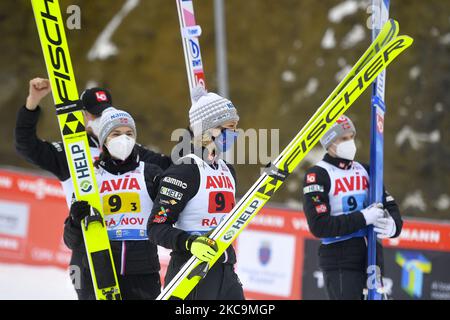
31, 0, 120, 300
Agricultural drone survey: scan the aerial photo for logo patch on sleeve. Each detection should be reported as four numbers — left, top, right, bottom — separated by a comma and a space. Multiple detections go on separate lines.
159, 199, 178, 206
315, 204, 328, 214
153, 207, 170, 223
160, 186, 183, 200
303, 184, 324, 194
306, 173, 317, 184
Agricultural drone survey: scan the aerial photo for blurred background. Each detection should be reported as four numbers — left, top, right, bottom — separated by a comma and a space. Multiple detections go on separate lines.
0, 0, 449, 299
1, 0, 448, 217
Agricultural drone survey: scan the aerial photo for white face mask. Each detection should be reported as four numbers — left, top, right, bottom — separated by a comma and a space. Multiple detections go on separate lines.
334, 139, 357, 160
86, 117, 101, 137
106, 135, 135, 161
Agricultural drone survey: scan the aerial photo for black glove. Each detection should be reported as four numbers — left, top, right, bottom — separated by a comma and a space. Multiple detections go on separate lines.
70, 200, 91, 226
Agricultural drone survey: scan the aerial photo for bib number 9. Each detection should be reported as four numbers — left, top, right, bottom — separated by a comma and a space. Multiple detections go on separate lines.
342, 194, 366, 213
208, 191, 235, 213
103, 193, 140, 215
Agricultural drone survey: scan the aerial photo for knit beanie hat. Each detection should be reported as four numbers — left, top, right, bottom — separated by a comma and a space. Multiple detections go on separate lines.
98, 108, 136, 147
189, 86, 239, 136
319, 115, 356, 150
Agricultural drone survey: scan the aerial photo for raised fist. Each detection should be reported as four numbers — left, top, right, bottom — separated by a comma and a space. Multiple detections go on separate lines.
25, 77, 52, 110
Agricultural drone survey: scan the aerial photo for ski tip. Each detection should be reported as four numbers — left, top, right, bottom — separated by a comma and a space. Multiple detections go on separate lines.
385, 19, 399, 31
399, 34, 415, 46
407, 36, 414, 45
385, 35, 414, 55
392, 19, 399, 30
387, 18, 397, 24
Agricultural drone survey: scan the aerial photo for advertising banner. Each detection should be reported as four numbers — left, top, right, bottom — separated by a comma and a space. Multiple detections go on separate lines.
0, 169, 71, 267
1, 168, 449, 300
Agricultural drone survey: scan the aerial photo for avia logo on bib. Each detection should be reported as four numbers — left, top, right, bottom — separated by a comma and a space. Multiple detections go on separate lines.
100, 176, 141, 193
206, 174, 234, 190
334, 175, 369, 195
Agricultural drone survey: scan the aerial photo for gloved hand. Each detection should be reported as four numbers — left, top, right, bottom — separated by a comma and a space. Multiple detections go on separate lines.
361, 203, 384, 226
70, 200, 91, 226
374, 211, 396, 239
186, 235, 219, 262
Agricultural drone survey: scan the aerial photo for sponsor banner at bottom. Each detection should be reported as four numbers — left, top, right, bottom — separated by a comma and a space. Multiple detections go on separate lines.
301, 239, 450, 300
235, 230, 296, 297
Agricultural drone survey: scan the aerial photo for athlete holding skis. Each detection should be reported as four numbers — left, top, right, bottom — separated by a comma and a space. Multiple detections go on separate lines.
148, 87, 245, 300
64, 108, 163, 299
302, 115, 403, 300
14, 78, 171, 299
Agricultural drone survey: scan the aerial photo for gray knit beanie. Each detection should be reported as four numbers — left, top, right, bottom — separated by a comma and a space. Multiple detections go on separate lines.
98, 108, 137, 147
189, 86, 239, 136
320, 115, 356, 150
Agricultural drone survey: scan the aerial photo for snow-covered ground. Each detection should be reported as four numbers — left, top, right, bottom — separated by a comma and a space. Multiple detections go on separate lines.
0, 263, 76, 300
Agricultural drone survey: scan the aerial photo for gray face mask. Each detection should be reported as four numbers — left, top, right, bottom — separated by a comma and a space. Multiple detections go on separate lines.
334, 139, 357, 160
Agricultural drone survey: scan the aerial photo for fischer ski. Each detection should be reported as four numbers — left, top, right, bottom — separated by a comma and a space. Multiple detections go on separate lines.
176, 0, 207, 102
277, 18, 398, 163
31, 0, 121, 300
367, 0, 391, 300
157, 21, 413, 300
